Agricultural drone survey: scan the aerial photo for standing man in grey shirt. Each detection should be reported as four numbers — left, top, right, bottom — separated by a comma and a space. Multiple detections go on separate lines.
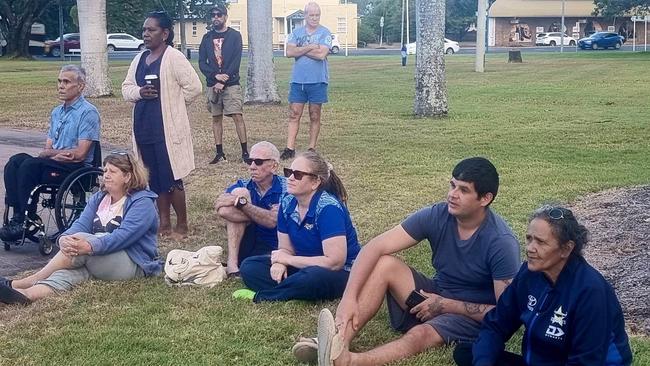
293, 157, 521, 366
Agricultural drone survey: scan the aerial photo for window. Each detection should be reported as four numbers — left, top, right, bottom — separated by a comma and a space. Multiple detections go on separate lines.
230, 20, 241, 32
192, 21, 197, 37
337, 17, 347, 33
228, 0, 238, 3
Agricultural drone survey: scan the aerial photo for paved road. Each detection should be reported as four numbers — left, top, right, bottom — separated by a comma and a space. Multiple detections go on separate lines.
32, 43, 649, 62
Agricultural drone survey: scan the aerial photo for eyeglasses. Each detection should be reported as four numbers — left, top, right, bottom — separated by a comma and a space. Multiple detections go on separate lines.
548, 208, 565, 220
244, 158, 273, 166
283, 168, 317, 180
212, 12, 225, 18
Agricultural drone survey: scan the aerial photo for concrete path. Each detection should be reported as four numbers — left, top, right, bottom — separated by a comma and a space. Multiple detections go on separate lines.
0, 129, 50, 276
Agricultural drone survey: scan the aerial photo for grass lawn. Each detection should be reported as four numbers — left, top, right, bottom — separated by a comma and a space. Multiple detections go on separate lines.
0, 51, 649, 365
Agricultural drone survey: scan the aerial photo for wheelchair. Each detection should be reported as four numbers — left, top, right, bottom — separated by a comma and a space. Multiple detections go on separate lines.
2, 142, 103, 256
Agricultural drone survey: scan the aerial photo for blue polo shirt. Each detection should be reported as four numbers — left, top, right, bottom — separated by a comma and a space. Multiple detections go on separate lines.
277, 190, 360, 268
47, 96, 101, 165
287, 25, 332, 84
226, 175, 287, 247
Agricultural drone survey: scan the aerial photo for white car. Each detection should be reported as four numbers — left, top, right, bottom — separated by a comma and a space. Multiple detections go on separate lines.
535, 32, 576, 46
406, 38, 460, 55
106, 33, 145, 52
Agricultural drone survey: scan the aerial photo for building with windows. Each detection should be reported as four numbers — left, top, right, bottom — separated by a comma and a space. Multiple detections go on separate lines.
175, 0, 357, 50
488, 0, 648, 47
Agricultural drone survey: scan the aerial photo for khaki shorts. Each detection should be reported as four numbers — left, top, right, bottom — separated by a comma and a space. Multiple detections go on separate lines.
206, 84, 244, 116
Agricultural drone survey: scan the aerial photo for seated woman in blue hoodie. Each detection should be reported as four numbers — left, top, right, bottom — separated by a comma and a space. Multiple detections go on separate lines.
0, 152, 161, 305
454, 205, 632, 366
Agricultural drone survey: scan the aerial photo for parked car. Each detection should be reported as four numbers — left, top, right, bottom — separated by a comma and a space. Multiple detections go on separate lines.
578, 32, 625, 50
107, 33, 144, 52
535, 32, 576, 46
406, 39, 460, 55
330, 34, 341, 54
44, 33, 80, 57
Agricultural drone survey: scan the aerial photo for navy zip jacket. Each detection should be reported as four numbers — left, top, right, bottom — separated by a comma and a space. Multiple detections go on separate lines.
473, 257, 632, 366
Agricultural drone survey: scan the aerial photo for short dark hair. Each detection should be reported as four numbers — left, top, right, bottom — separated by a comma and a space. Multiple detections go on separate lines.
210, 5, 228, 16
452, 157, 499, 205
147, 11, 175, 46
530, 205, 589, 258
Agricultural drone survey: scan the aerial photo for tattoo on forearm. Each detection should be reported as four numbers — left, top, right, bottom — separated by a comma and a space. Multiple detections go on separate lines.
427, 297, 444, 314
464, 302, 489, 315
499, 279, 513, 286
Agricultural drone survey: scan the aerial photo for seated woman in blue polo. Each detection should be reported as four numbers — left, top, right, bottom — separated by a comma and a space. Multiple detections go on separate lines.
235, 150, 360, 302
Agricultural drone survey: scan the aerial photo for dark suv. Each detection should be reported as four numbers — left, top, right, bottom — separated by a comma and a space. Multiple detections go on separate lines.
44, 33, 80, 57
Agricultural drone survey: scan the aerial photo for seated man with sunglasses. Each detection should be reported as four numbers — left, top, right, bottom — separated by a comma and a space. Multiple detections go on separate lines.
214, 141, 287, 277
0, 65, 100, 242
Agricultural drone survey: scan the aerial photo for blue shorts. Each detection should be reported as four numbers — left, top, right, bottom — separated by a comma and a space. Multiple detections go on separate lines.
288, 82, 328, 104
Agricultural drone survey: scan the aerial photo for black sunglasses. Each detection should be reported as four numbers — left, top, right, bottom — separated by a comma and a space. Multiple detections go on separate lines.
212, 12, 225, 18
244, 158, 273, 166
283, 168, 317, 180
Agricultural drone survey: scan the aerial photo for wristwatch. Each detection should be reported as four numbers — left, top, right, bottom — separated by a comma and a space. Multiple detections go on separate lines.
235, 196, 248, 208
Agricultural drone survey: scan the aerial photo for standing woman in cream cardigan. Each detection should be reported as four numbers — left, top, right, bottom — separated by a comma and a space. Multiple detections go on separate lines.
122, 11, 202, 239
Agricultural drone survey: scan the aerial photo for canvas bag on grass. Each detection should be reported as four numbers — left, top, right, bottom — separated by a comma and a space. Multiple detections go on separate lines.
164, 246, 227, 287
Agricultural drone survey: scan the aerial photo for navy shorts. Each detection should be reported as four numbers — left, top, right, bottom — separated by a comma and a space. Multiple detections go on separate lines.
288, 82, 328, 104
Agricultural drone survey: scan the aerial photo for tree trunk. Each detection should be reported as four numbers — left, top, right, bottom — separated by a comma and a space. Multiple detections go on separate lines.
245, 0, 280, 104
0, 0, 56, 59
76, 0, 112, 97
414, 0, 448, 117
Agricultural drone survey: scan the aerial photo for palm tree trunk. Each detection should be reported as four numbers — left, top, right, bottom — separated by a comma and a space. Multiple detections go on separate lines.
414, 0, 448, 117
245, 0, 280, 104
77, 0, 112, 97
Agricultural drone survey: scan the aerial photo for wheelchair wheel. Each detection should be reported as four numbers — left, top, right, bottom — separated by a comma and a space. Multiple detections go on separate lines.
39, 235, 55, 256
3, 242, 9, 251
54, 167, 103, 232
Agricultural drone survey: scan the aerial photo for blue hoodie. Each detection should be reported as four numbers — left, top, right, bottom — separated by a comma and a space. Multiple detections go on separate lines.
62, 189, 162, 276
473, 257, 632, 366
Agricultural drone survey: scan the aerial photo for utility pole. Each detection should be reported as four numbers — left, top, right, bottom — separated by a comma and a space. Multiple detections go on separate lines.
379, 15, 384, 47
560, 0, 566, 53
345, 0, 348, 56
406, 0, 410, 44
58, 0, 64, 60
179, 1, 187, 58
400, 0, 405, 46
475, 0, 487, 72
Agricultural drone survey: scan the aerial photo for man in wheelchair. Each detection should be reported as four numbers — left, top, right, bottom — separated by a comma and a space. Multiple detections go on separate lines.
0, 65, 100, 242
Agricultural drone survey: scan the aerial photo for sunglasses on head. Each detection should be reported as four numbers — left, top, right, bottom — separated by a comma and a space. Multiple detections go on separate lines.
283, 168, 317, 180
110, 151, 132, 163
212, 12, 225, 18
548, 207, 566, 220
244, 157, 273, 166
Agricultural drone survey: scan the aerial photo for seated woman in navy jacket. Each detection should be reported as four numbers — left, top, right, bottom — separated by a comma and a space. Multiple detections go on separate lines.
0, 152, 161, 305
454, 205, 632, 366
237, 150, 360, 302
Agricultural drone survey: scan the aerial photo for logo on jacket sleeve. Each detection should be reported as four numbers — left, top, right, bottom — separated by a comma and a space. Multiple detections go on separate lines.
545, 306, 567, 340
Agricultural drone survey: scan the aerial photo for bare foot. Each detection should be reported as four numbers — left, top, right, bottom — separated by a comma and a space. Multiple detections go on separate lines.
333, 347, 352, 366
159, 222, 172, 237
174, 223, 189, 238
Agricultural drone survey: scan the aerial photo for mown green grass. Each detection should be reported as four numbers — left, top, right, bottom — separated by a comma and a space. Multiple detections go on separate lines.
0, 52, 649, 365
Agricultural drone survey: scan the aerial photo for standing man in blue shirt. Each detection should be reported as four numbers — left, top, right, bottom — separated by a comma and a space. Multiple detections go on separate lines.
214, 141, 287, 277
280, 1, 332, 160
0, 65, 100, 242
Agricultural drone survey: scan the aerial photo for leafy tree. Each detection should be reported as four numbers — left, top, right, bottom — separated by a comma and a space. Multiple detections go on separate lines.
446, 0, 477, 41
593, 0, 650, 18
0, 0, 58, 58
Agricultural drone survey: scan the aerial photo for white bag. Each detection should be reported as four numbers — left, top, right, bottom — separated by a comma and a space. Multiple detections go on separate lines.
164, 246, 227, 288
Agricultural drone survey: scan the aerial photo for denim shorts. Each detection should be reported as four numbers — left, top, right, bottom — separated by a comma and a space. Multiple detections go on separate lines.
288, 82, 328, 104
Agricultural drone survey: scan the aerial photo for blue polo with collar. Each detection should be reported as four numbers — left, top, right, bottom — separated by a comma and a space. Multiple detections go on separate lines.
277, 190, 360, 268
48, 96, 101, 165
226, 174, 287, 247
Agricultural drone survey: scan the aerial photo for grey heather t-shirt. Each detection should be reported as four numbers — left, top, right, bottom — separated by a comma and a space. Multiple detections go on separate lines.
401, 203, 521, 305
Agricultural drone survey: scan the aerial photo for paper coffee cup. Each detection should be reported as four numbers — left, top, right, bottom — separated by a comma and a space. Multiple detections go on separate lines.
144, 74, 160, 92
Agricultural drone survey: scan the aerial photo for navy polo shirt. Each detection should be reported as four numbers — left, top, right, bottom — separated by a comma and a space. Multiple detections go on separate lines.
226, 175, 287, 247
277, 190, 360, 268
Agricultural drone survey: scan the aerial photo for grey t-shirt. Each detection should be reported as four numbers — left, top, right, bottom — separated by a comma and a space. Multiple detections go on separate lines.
401, 202, 521, 305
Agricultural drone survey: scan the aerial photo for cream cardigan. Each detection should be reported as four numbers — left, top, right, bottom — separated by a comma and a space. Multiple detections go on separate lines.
122, 46, 202, 180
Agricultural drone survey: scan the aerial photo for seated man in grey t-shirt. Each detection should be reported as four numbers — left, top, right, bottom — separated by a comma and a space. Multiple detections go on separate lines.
296, 157, 521, 366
